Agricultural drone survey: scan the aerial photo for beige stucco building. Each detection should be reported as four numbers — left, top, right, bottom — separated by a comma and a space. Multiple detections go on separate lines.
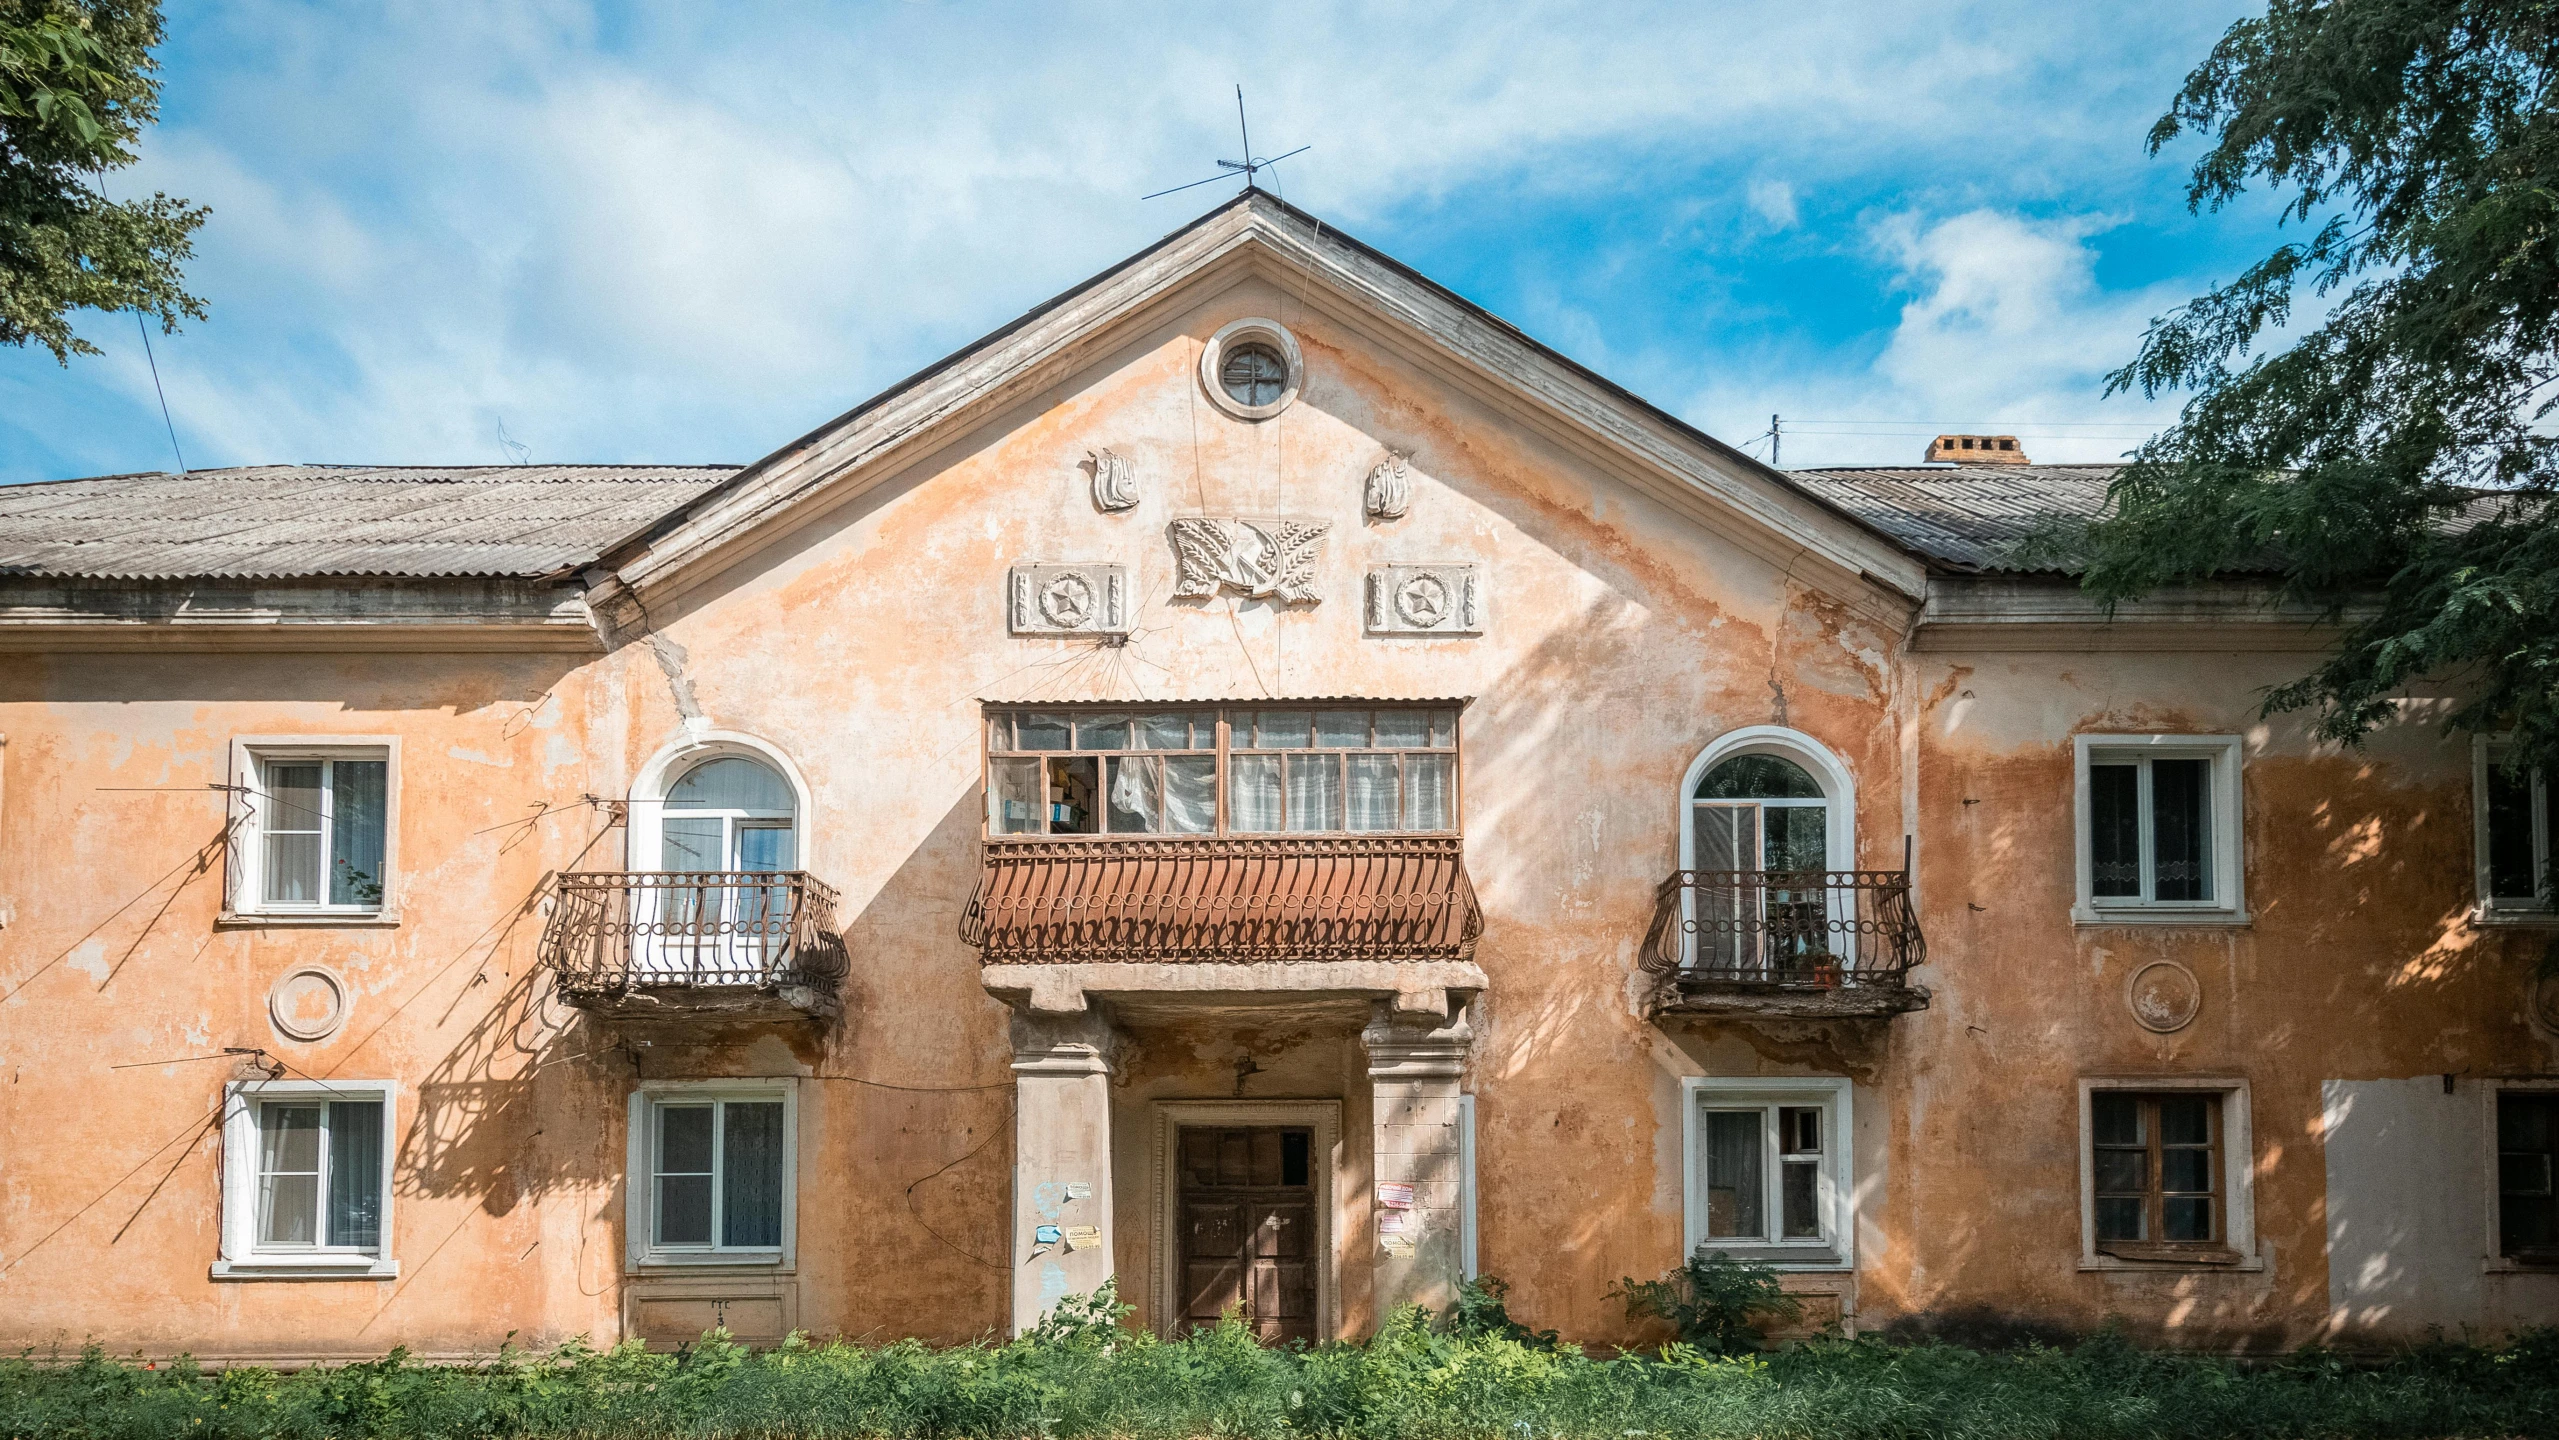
1, 192, 2553, 1361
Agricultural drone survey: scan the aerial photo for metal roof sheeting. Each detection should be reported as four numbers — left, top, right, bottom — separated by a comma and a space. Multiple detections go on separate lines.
1788, 463, 2122, 573
0, 465, 737, 579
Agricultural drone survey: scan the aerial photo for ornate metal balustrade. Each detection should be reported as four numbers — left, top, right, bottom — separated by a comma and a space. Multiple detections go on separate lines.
1640, 867, 1927, 1017
538, 871, 849, 1020
959, 835, 1482, 965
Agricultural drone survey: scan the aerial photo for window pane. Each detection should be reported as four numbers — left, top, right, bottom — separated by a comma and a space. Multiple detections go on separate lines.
1015, 714, 1070, 751
737, 824, 794, 873
1046, 756, 1100, 833
1766, 806, 1827, 873
1137, 713, 1197, 751
257, 1106, 322, 1247
2157, 1095, 2211, 1146
2486, 759, 2542, 901
2163, 1197, 2214, 1241
2093, 1149, 2147, 1194
1315, 710, 1370, 747
659, 1104, 714, 1174
2090, 764, 2141, 897
2151, 758, 2212, 901
658, 1175, 713, 1246
1229, 756, 1282, 832
667, 757, 793, 812
1428, 710, 1457, 747
1163, 757, 1217, 833
1075, 714, 1132, 751
1696, 755, 1822, 800
1254, 710, 1311, 748
2501, 1093, 2555, 1152
988, 713, 1015, 751
1374, 710, 1429, 748
1781, 1107, 1821, 1155
721, 1102, 786, 1248
989, 758, 1043, 834
663, 816, 724, 871
263, 761, 324, 904
1781, 1161, 1821, 1239
2095, 1196, 2144, 1241
2162, 1147, 2212, 1194
1106, 756, 1161, 833
326, 1100, 384, 1249
1703, 1110, 1764, 1240
328, 761, 388, 907
1284, 755, 1343, 831
2092, 1093, 2142, 1147
1404, 754, 1453, 831
264, 832, 323, 905
263, 763, 323, 832
1346, 755, 1400, 831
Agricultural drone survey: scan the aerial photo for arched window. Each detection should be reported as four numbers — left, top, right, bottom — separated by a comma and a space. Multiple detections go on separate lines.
1691, 753, 1828, 876
662, 756, 797, 875
1677, 729, 1857, 979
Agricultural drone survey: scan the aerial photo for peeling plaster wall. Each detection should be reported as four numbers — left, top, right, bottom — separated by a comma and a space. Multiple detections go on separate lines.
0, 273, 2551, 1358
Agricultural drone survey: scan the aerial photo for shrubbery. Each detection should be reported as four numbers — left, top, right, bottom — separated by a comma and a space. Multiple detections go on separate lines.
7, 1281, 2556, 1440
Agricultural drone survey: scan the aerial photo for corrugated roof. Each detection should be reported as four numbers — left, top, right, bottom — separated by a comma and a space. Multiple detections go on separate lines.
0, 465, 737, 579
1788, 463, 2122, 573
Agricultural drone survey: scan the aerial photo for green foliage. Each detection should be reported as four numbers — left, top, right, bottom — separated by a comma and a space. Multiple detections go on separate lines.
1442, 1275, 1560, 1350
1610, 1245, 1802, 1355
2089, 1, 2559, 796
0, 0, 205, 362
5, 1315, 2558, 1440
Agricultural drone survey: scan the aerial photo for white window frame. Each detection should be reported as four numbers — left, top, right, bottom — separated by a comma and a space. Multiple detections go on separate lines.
2485, 1078, 2559, 1272
214, 1077, 398, 1280
2072, 734, 2247, 925
2473, 736, 2556, 925
1679, 1076, 1854, 1271
2075, 1076, 2260, 1272
625, 1080, 799, 1270
222, 736, 400, 925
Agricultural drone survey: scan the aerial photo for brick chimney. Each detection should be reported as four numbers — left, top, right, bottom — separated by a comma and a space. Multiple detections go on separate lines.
1924, 434, 2028, 464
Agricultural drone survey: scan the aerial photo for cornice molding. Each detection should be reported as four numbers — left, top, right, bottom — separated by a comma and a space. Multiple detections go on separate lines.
0, 577, 600, 653
1912, 577, 2355, 653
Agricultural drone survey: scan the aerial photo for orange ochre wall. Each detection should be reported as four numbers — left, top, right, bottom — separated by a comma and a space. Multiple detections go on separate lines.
1, 280, 2552, 1358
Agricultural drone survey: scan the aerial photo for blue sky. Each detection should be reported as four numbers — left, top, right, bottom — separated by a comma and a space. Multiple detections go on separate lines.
1, 0, 2281, 482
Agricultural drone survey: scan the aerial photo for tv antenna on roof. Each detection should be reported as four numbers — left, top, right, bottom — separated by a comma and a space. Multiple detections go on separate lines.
1143, 86, 1309, 199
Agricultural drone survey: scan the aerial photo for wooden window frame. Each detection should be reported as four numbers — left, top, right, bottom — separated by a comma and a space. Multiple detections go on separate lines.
2071, 735, 2248, 926
2076, 1077, 2258, 1271
2487, 1081, 2559, 1270
624, 1080, 799, 1272
2090, 1091, 2225, 1260
983, 704, 1462, 840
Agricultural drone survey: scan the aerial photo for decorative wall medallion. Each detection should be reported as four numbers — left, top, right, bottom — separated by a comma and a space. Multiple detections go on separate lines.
1087, 448, 1138, 513
1008, 563, 1130, 635
1363, 452, 1412, 520
2126, 959, 2201, 1033
269, 964, 350, 1043
1365, 563, 1482, 636
1168, 518, 1330, 605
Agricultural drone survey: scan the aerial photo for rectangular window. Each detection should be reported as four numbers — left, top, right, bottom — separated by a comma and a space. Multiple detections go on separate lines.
984, 706, 1460, 837
2079, 1080, 2253, 1269
628, 1083, 796, 1264
2499, 1092, 2558, 1261
2479, 742, 2553, 913
217, 1080, 396, 1279
229, 741, 395, 918
1682, 1079, 1852, 1267
2076, 737, 2243, 920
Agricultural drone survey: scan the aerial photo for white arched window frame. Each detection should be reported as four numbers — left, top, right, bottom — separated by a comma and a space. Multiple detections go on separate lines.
624, 733, 815, 982
1675, 726, 1860, 974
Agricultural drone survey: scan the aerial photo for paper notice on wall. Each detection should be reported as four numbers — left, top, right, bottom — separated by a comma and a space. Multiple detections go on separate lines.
1381, 1234, 1416, 1256
1065, 1182, 1093, 1200
1378, 1211, 1411, 1236
1034, 1225, 1062, 1246
1063, 1225, 1103, 1250
1376, 1181, 1415, 1209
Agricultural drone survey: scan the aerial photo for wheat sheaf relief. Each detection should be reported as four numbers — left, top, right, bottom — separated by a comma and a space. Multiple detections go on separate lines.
1167, 518, 1331, 606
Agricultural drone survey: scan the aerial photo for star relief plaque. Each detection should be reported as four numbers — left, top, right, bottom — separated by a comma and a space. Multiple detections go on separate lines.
1007, 563, 1130, 636
1365, 563, 1483, 636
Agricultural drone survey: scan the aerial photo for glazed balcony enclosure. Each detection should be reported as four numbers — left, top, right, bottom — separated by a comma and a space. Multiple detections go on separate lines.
538, 870, 850, 1023
961, 702, 1485, 1018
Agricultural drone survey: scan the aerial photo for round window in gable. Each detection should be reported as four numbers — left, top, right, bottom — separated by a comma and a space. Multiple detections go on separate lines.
1199, 318, 1303, 420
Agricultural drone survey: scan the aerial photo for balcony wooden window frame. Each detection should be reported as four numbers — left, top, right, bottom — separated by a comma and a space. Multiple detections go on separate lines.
2076, 1077, 2259, 1272
213, 1078, 398, 1280
2072, 735, 2248, 926
2473, 737, 2557, 926
221, 737, 401, 927
624, 1080, 799, 1272
982, 704, 1461, 840
1679, 1076, 1854, 1271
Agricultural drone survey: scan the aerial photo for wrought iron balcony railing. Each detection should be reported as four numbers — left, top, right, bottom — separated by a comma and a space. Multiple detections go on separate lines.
538, 871, 849, 1006
1640, 867, 1924, 993
960, 834, 1482, 965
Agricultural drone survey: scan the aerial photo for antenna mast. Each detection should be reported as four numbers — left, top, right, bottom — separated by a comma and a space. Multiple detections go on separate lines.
1141, 88, 1310, 199
1771, 414, 1782, 468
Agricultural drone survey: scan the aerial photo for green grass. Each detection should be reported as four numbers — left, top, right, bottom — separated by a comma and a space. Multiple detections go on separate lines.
9, 1310, 2556, 1440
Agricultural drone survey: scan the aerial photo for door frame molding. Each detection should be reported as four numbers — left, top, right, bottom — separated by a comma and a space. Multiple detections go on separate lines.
1150, 1099, 1343, 1340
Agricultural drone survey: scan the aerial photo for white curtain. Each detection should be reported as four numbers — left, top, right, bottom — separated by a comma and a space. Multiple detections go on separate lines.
1347, 755, 1399, 831
1107, 756, 1161, 832
1402, 754, 1452, 831
1229, 755, 1282, 832
1285, 755, 1342, 831
1163, 757, 1217, 833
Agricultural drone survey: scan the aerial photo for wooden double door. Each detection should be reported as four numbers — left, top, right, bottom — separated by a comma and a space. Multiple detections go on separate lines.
1177, 1125, 1316, 1343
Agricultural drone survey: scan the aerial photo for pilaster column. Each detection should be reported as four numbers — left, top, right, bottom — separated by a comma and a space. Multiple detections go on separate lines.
1008, 1005, 1121, 1335
1360, 1001, 1472, 1319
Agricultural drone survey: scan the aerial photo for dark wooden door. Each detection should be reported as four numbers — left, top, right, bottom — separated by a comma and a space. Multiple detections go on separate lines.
1177, 1126, 1316, 1343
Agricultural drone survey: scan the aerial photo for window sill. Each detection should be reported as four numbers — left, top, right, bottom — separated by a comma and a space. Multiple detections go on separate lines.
1688, 1244, 1850, 1272
211, 1257, 398, 1281
2080, 1248, 2259, 1273
2484, 1255, 2559, 1274
2468, 906, 2559, 930
627, 1252, 790, 1273
2072, 906, 2251, 929
218, 909, 401, 930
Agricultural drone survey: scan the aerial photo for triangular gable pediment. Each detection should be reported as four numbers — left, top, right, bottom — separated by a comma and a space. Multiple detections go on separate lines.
584, 190, 1927, 630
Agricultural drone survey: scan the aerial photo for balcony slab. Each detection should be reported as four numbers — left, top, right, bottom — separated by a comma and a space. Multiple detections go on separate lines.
981, 960, 1486, 1021
1652, 981, 1930, 1020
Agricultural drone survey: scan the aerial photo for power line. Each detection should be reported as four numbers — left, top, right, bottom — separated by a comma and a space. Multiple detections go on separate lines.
135, 311, 187, 475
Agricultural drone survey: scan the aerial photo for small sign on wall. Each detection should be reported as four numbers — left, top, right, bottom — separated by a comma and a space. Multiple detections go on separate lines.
1376, 1181, 1415, 1209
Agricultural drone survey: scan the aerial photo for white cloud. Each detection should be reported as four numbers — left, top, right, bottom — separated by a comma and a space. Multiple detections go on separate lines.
1747, 179, 1800, 231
